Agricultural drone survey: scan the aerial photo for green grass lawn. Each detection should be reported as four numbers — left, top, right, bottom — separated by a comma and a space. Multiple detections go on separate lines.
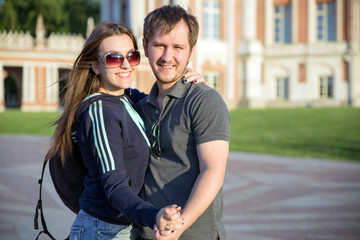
0, 107, 359, 161
229, 107, 360, 161
0, 109, 60, 136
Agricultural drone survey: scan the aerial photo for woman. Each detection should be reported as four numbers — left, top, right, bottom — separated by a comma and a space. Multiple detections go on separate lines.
45, 22, 183, 240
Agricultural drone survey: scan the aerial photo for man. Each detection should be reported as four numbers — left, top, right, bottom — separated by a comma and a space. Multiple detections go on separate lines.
136, 4, 230, 240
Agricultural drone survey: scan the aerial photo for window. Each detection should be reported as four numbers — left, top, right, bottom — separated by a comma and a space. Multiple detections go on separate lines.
274, 5, 292, 44
276, 77, 289, 100
204, 0, 220, 40
317, 1, 336, 42
120, 0, 127, 24
205, 72, 221, 93
319, 76, 333, 98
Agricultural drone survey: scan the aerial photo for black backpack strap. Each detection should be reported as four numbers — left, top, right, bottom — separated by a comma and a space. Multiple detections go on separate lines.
34, 160, 69, 240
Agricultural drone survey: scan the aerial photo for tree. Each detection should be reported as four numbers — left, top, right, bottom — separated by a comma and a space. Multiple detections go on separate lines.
0, 0, 99, 37
65, 0, 100, 37
0, 0, 18, 31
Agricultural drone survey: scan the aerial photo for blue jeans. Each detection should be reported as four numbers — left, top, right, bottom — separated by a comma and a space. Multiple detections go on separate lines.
70, 209, 133, 240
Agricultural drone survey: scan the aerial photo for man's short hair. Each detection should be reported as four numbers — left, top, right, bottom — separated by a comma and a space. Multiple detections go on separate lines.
143, 4, 199, 49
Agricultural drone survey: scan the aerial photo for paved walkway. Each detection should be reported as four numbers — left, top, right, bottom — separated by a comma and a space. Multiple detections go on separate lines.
1, 135, 360, 240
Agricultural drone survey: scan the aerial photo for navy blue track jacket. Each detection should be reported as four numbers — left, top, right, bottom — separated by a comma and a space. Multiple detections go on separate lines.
72, 89, 158, 228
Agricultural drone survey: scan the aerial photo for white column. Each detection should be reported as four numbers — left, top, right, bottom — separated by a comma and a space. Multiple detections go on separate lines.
195, 0, 203, 38
336, 0, 343, 41
22, 63, 36, 103
307, 0, 316, 43
128, 0, 147, 91
265, 0, 273, 46
172, 0, 189, 8
350, 0, 360, 106
29, 65, 36, 103
239, 0, 264, 107
226, 0, 235, 100
194, 0, 203, 72
292, 0, 298, 43
46, 64, 59, 103
245, 57, 263, 96
163, 0, 170, 5
353, 0, 360, 52
128, 0, 145, 38
242, 0, 257, 40
147, 0, 156, 12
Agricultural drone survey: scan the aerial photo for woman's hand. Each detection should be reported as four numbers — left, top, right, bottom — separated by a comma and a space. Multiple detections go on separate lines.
155, 205, 183, 236
182, 67, 208, 85
153, 224, 184, 240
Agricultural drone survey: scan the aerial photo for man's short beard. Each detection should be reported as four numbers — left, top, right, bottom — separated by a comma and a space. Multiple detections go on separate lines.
155, 65, 188, 85
156, 76, 179, 85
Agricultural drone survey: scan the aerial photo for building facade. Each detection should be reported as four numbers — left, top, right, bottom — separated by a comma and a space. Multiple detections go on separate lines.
0, 15, 91, 111
102, 0, 360, 108
0, 0, 359, 111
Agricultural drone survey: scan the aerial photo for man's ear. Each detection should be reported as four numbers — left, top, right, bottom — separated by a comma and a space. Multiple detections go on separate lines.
92, 62, 100, 75
189, 45, 196, 62
142, 38, 148, 57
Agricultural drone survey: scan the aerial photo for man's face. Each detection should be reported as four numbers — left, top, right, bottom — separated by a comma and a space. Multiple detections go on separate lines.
143, 19, 195, 86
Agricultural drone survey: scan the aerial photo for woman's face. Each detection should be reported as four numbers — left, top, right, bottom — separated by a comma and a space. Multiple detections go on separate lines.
93, 34, 138, 96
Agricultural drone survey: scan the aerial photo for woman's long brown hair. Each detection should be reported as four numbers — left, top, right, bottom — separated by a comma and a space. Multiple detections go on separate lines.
45, 22, 138, 165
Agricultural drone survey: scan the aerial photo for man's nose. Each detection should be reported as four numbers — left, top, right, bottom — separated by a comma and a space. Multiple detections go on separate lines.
161, 48, 173, 61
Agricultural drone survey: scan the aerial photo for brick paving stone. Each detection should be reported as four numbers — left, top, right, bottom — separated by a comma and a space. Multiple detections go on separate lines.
223, 152, 360, 240
1, 135, 360, 240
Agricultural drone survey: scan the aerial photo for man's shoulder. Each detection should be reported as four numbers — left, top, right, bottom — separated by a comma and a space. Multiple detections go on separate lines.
186, 83, 209, 94
186, 84, 230, 117
187, 84, 225, 103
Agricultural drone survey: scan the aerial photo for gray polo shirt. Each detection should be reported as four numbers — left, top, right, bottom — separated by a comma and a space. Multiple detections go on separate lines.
136, 79, 230, 239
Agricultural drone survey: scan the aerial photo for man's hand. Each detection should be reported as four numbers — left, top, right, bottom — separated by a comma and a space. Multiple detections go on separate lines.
156, 205, 183, 236
153, 224, 183, 240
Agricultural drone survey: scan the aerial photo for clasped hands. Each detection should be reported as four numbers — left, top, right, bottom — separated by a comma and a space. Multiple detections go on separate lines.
154, 205, 184, 240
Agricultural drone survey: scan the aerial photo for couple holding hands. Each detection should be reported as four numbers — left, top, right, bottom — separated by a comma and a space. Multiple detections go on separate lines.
46, 4, 230, 240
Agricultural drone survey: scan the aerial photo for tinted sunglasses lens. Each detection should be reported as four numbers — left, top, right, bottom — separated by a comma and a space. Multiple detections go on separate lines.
151, 140, 161, 158
105, 53, 124, 68
151, 121, 161, 158
127, 51, 140, 66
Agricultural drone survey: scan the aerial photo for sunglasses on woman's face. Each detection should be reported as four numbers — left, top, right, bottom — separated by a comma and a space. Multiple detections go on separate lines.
97, 50, 140, 68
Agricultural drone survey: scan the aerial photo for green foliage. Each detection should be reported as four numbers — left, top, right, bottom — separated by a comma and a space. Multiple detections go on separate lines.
0, 0, 100, 37
66, 0, 100, 35
0, 0, 16, 30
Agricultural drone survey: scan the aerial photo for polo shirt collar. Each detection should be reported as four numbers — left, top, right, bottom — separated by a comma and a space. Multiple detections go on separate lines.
147, 79, 191, 105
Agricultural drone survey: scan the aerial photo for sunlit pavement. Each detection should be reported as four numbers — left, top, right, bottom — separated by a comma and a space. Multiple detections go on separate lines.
1, 135, 360, 240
